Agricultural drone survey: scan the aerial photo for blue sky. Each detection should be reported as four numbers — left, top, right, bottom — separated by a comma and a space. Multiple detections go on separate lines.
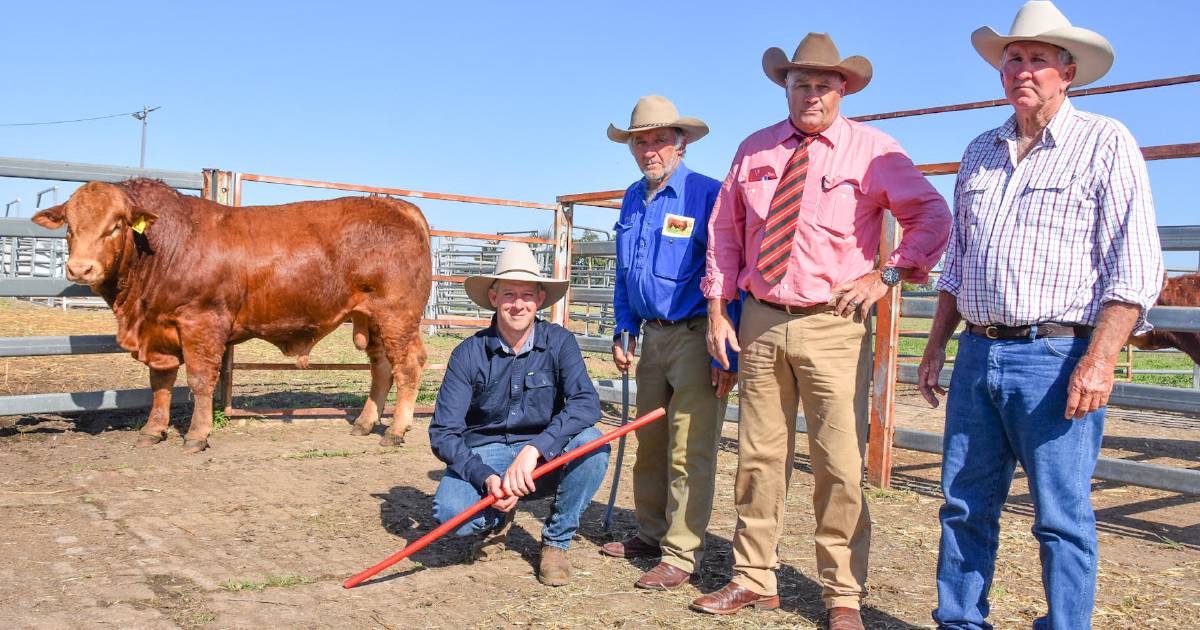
2, 1, 1197, 268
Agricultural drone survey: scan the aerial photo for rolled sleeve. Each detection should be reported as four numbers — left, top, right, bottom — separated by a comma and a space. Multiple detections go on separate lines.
865, 144, 951, 283
1095, 124, 1164, 333
703, 156, 746, 301
527, 334, 601, 460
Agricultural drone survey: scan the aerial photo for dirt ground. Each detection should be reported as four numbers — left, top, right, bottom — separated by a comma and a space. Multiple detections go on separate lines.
1, 299, 1198, 629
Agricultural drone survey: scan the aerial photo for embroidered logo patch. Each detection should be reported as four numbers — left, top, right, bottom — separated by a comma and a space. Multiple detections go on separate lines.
662, 213, 694, 238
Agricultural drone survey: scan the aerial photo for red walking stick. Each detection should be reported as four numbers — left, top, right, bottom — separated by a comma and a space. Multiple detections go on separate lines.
343, 406, 667, 588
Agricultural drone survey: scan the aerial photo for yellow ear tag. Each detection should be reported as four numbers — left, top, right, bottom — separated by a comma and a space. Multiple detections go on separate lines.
131, 217, 147, 234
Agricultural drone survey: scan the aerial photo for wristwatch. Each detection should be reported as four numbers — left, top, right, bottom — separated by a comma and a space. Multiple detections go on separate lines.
880, 266, 901, 287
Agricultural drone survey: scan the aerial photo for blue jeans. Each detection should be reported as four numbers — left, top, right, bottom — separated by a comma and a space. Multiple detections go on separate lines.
432, 427, 609, 550
933, 331, 1104, 630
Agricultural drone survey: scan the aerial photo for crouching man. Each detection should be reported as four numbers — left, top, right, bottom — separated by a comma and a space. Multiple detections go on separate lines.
428, 242, 609, 586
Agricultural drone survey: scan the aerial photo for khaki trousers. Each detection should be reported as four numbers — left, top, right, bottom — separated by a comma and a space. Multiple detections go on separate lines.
632, 317, 727, 573
731, 297, 871, 610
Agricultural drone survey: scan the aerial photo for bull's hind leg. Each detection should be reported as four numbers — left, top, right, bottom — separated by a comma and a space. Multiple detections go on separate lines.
350, 330, 394, 436
375, 316, 427, 447
136, 367, 179, 447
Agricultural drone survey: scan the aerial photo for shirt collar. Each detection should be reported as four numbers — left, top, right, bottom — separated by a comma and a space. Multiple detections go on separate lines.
770, 115, 845, 149
486, 317, 544, 356
635, 161, 692, 200
995, 97, 1075, 147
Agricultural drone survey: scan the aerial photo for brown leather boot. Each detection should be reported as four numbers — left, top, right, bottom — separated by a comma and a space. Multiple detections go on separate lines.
599, 534, 661, 559
634, 562, 692, 590
826, 607, 864, 630
538, 546, 571, 586
689, 581, 780, 615
470, 509, 516, 562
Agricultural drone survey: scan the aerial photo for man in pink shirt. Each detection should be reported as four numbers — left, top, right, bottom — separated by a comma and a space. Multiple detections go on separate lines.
692, 33, 950, 627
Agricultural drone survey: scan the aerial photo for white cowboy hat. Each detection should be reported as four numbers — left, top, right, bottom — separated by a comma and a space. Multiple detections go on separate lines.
463, 242, 569, 311
972, 0, 1114, 86
762, 32, 873, 94
607, 95, 709, 144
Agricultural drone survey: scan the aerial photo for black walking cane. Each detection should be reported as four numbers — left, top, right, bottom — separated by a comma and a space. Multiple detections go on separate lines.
603, 330, 631, 531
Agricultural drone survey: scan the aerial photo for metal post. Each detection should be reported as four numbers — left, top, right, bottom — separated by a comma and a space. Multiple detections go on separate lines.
4, 198, 19, 217
203, 169, 236, 413
867, 216, 902, 488
550, 202, 574, 327
35, 186, 58, 208
131, 106, 160, 168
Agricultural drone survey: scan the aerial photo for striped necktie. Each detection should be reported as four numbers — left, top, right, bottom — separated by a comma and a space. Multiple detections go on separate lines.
756, 133, 816, 285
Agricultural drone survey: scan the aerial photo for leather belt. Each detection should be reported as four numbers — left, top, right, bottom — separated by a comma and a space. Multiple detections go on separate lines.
753, 295, 833, 316
966, 322, 1093, 340
645, 315, 703, 327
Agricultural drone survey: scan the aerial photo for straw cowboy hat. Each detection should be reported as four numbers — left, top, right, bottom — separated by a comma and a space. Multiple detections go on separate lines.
762, 32, 873, 94
972, 0, 1114, 86
607, 95, 709, 144
463, 242, 569, 311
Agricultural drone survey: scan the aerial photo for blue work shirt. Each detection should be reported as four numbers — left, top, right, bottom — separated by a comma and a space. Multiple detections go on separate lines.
613, 162, 740, 370
429, 317, 601, 490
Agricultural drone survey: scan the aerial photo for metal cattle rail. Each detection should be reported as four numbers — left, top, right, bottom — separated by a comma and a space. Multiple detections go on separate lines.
556, 72, 1200, 495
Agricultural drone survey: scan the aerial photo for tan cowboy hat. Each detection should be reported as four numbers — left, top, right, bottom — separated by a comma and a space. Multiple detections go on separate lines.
607, 95, 709, 144
762, 32, 873, 94
972, 0, 1114, 86
463, 242, 569, 311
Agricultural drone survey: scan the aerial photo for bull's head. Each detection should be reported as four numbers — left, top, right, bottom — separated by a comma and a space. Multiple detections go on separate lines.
31, 182, 158, 286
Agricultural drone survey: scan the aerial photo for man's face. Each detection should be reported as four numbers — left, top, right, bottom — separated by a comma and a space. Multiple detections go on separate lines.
786, 69, 845, 134
488, 279, 545, 335
1001, 41, 1075, 114
629, 127, 683, 183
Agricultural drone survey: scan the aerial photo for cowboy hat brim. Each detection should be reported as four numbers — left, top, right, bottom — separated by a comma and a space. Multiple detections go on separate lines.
762, 47, 873, 94
463, 270, 570, 311
971, 25, 1114, 86
607, 118, 709, 144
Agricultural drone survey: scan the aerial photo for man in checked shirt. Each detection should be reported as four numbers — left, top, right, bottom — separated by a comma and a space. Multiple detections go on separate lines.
696, 33, 950, 627
917, 3, 1163, 629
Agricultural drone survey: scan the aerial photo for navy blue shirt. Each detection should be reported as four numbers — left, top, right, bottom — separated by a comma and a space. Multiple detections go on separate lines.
428, 317, 601, 490
613, 162, 741, 370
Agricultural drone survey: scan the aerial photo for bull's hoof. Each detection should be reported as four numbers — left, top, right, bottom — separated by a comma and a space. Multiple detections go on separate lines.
349, 424, 374, 437
378, 433, 406, 447
182, 439, 209, 454
135, 432, 166, 448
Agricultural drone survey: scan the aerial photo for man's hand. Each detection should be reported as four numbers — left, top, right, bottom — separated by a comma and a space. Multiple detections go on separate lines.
711, 367, 736, 398
831, 270, 890, 319
611, 336, 638, 374
1065, 354, 1116, 419
707, 298, 740, 370
918, 345, 948, 408
502, 445, 541, 498
484, 475, 518, 512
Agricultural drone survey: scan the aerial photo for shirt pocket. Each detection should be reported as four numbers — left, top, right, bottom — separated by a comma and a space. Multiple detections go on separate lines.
815, 174, 862, 237
1018, 171, 1095, 238
523, 370, 557, 414
738, 179, 778, 228
613, 220, 635, 272
653, 228, 700, 281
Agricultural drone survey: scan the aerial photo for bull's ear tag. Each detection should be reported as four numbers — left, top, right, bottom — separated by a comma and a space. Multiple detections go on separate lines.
131, 217, 148, 234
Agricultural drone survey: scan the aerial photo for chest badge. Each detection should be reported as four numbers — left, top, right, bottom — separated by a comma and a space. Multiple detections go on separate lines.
662, 213, 695, 238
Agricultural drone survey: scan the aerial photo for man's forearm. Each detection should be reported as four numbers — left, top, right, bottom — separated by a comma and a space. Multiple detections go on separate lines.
927, 291, 962, 351
1085, 301, 1141, 362
708, 297, 728, 318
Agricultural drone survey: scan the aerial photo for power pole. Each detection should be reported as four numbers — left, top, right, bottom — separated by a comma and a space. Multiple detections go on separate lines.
131, 106, 161, 168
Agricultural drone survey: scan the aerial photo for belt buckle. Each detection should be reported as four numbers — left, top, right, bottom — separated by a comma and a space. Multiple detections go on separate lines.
984, 325, 1000, 339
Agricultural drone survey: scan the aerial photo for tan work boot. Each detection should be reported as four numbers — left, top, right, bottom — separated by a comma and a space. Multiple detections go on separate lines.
537, 545, 571, 586
470, 509, 516, 562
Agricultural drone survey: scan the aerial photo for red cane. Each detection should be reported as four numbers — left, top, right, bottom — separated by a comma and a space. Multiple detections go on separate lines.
343, 406, 667, 588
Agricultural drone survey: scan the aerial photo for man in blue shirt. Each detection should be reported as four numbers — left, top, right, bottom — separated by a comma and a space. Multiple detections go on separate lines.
599, 95, 738, 591
429, 242, 608, 587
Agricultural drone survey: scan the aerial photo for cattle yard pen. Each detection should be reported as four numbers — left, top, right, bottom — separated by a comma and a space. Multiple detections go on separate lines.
1, 72, 1198, 497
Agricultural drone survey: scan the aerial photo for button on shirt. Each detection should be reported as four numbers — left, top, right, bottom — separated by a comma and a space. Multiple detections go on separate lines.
428, 318, 601, 490
703, 116, 951, 306
613, 162, 740, 370
936, 99, 1163, 332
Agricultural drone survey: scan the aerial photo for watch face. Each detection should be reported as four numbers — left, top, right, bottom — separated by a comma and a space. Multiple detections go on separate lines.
882, 267, 900, 286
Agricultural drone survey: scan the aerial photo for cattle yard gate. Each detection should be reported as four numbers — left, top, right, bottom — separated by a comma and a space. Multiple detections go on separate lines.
1, 72, 1199, 496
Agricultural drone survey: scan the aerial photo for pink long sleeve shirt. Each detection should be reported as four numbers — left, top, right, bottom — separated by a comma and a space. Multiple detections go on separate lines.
702, 116, 951, 306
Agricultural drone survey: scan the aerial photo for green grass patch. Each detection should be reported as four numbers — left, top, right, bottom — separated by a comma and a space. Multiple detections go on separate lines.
284, 449, 358, 460
212, 409, 229, 430
219, 574, 312, 592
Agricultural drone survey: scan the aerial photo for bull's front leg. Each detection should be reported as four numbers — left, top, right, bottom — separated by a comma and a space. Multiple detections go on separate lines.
350, 335, 394, 436
136, 366, 179, 447
180, 334, 227, 454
